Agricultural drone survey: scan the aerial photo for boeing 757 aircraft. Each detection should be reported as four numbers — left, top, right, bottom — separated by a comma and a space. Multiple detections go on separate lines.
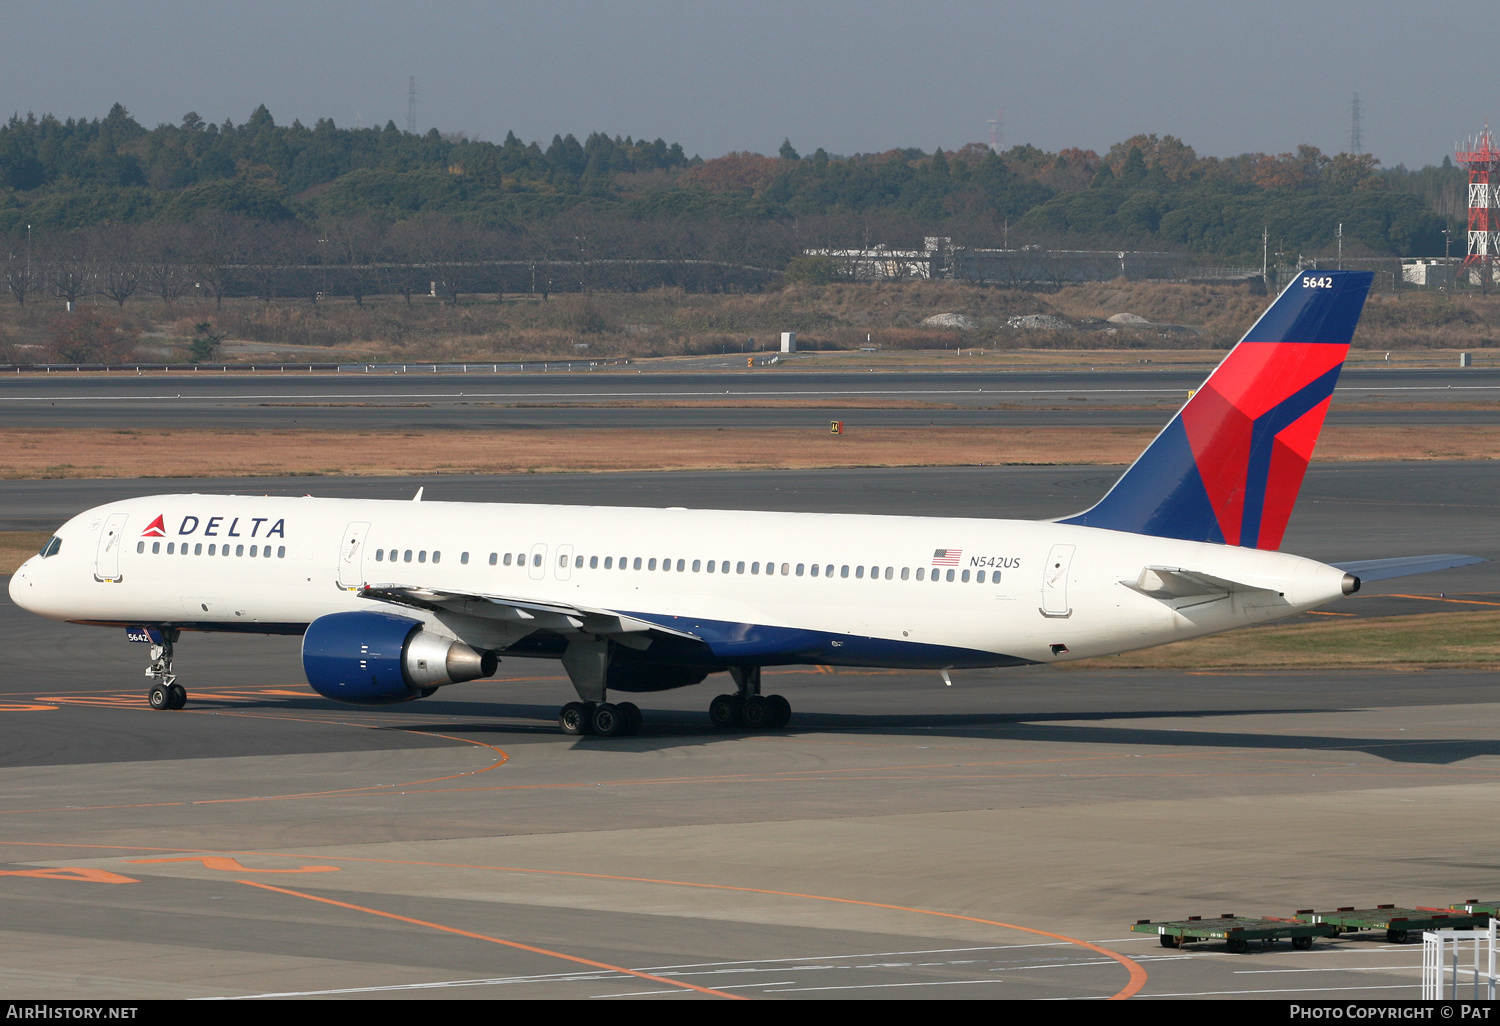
8, 270, 1481, 736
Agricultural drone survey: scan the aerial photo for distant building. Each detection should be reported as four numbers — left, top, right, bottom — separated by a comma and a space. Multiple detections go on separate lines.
802, 238, 1204, 285
1400, 258, 1457, 287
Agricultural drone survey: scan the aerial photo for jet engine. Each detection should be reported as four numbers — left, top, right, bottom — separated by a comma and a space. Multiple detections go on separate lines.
302, 610, 498, 704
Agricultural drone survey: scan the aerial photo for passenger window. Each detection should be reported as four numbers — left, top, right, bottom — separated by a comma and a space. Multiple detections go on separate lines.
559, 555, 567, 567
796, 563, 804, 576
825, 565, 834, 578
264, 546, 271, 558
946, 569, 955, 582
152, 541, 160, 554
433, 551, 441, 564
589, 556, 598, 569
901, 567, 909, 580
404, 550, 413, 563
840, 565, 849, 578
884, 567, 892, 580
236, 544, 244, 557
277, 546, 286, 558
810, 564, 819, 577
634, 557, 643, 570
706, 560, 715, 573
676, 559, 685, 572
736, 561, 746, 574
604, 556, 613, 569
461, 552, 469, 565
692, 559, 701, 572
961, 569, 970, 582
194, 543, 202, 555
855, 566, 863, 579
648, 558, 657, 571
976, 570, 985, 583
781, 563, 790, 576
249, 545, 257, 557
167, 542, 175, 555
917, 567, 925, 581
375, 549, 383, 562
751, 562, 759, 575
531, 553, 541, 567
209, 544, 217, 556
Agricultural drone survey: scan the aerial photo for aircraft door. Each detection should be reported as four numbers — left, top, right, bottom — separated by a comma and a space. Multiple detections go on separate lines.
555, 543, 574, 581
1040, 543, 1075, 618
337, 521, 371, 590
528, 542, 547, 581
94, 512, 129, 582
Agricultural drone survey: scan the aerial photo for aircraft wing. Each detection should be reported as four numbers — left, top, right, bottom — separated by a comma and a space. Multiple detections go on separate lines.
357, 583, 703, 646
1331, 554, 1486, 583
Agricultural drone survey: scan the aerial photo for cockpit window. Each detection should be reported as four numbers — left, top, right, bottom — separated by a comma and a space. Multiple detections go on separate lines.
39, 536, 62, 558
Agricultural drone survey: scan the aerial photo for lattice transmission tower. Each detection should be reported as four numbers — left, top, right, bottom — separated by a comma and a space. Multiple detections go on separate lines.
1457, 124, 1500, 287
407, 77, 417, 136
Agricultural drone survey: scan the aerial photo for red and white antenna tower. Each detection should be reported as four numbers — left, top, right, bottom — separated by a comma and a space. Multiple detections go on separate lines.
1457, 123, 1500, 286
987, 109, 1004, 153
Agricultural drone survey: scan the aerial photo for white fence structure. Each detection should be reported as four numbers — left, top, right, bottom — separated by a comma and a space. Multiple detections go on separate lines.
1422, 919, 1497, 999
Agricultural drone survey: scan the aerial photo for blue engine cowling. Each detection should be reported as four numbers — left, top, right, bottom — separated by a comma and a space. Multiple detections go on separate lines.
301, 611, 497, 705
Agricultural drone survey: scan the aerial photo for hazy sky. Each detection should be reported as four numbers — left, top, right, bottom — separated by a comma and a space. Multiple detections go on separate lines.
0, 1, 1486, 169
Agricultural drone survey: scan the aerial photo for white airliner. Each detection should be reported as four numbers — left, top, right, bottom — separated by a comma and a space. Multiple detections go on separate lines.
8, 270, 1480, 736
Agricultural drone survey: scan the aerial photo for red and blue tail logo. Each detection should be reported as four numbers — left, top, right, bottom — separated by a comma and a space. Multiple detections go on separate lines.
1061, 270, 1373, 549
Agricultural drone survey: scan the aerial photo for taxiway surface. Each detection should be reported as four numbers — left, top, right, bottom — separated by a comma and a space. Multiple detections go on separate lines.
0, 459, 1496, 999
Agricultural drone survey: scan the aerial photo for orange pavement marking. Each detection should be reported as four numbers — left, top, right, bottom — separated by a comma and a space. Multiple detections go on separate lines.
0, 839, 1146, 999
0, 867, 138, 883
130, 856, 338, 874
238, 880, 746, 999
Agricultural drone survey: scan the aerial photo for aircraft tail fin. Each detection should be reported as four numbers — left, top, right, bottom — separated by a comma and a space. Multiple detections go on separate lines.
1060, 269, 1374, 549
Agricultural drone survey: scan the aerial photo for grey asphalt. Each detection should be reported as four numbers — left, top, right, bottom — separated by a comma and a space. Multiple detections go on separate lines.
0, 455, 1495, 999
0, 366, 1497, 429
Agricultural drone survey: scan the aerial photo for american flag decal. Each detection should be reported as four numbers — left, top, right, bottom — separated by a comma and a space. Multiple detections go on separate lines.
931, 548, 961, 566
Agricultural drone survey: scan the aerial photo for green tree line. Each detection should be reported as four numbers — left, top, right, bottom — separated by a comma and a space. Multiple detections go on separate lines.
0, 105, 1460, 264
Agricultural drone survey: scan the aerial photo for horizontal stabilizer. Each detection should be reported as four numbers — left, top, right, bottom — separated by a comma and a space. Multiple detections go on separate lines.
1123, 565, 1283, 601
1332, 554, 1486, 583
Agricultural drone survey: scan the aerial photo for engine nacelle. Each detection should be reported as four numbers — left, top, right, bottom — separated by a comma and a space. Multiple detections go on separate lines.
301, 611, 498, 705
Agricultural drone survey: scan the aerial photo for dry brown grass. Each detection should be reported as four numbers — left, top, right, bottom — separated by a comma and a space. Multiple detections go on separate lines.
0, 423, 1495, 480
8, 279, 1500, 363
0, 532, 51, 573
1072, 609, 1500, 670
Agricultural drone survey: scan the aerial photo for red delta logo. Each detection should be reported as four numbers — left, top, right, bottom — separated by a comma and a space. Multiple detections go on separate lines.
140, 515, 167, 538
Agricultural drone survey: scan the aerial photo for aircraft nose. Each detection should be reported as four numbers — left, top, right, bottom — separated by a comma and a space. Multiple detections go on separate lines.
8, 554, 52, 616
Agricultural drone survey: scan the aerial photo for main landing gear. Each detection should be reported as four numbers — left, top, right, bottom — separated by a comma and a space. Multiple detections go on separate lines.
558, 701, 643, 738
709, 666, 792, 730
145, 628, 187, 711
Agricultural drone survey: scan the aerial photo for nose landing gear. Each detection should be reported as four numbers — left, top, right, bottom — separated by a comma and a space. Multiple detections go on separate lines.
145, 628, 186, 710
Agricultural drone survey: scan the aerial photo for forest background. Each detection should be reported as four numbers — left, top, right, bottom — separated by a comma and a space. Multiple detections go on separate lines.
0, 103, 1481, 363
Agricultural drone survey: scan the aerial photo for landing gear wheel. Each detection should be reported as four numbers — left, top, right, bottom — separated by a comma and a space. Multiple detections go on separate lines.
709, 693, 742, 729
168, 684, 187, 710
592, 702, 625, 737
765, 694, 792, 729
1292, 935, 1313, 951
741, 696, 770, 729
559, 702, 589, 736
616, 702, 642, 736
1226, 935, 1248, 954
148, 684, 172, 711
